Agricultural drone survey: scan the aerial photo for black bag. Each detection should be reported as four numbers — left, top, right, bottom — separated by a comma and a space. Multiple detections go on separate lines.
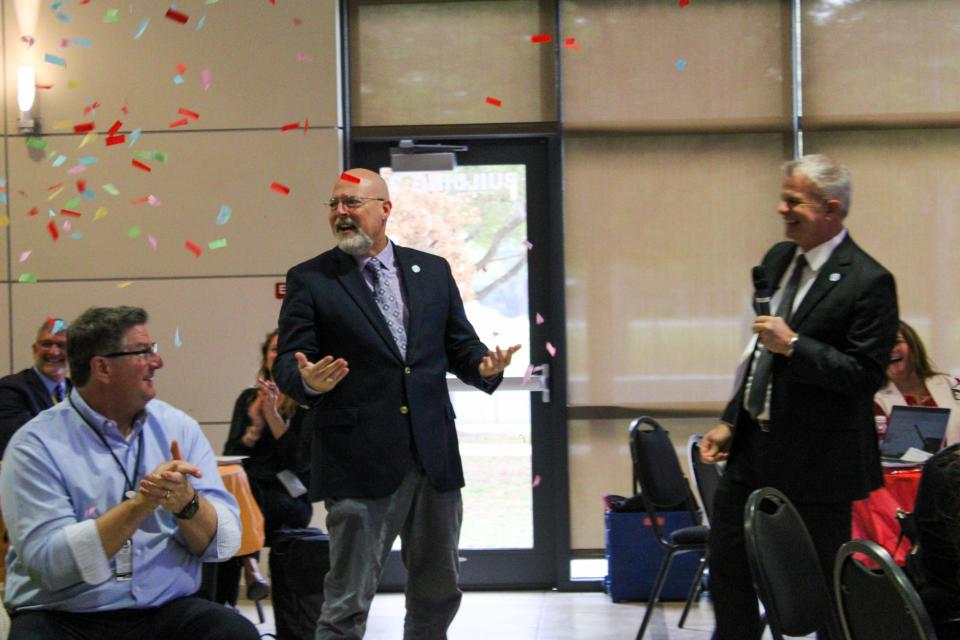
268, 527, 331, 640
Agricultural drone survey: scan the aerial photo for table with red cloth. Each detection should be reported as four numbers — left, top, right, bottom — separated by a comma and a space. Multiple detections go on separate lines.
851, 467, 922, 565
218, 463, 266, 556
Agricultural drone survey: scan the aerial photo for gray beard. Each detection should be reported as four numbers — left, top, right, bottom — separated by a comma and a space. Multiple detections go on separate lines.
336, 229, 374, 256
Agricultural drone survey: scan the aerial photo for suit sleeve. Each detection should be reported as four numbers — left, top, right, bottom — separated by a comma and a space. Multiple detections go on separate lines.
785, 269, 898, 396
274, 266, 323, 405
0, 385, 35, 459
441, 260, 501, 394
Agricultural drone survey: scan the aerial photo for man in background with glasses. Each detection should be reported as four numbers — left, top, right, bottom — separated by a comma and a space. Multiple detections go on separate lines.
0, 306, 258, 640
0, 317, 72, 458
700, 155, 899, 639
274, 168, 520, 639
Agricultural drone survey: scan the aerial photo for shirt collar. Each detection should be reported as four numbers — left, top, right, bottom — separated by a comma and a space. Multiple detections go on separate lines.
70, 388, 148, 442
355, 239, 396, 273
797, 227, 847, 273
32, 367, 63, 396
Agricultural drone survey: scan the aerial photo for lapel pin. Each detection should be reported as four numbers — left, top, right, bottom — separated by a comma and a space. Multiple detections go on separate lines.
829, 272, 841, 282
411, 265, 421, 273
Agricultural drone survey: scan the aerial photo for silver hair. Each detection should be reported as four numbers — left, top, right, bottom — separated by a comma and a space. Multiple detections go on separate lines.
782, 154, 852, 216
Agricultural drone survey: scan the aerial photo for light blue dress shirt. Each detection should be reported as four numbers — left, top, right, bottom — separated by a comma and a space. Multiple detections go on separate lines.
0, 389, 241, 612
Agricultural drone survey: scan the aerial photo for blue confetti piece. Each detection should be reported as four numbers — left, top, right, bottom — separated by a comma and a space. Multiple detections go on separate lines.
56, 12, 70, 23
72, 38, 92, 47
216, 204, 232, 225
174, 326, 182, 348
70, 231, 83, 240
53, 154, 67, 167
196, 15, 206, 30
52, 319, 66, 334
48, 209, 56, 218
0, 194, 7, 205
52, 1, 63, 9
0, 178, 7, 186
77, 156, 97, 165
44, 53, 66, 67
676, 59, 687, 70
173, 74, 184, 85
134, 18, 149, 40
129, 129, 142, 147
82, 189, 96, 200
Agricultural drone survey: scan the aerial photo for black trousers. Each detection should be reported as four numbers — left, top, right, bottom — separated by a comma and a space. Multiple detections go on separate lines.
9, 595, 259, 640
708, 420, 850, 640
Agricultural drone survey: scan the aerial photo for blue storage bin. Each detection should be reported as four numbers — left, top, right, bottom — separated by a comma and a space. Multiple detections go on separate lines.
604, 510, 704, 602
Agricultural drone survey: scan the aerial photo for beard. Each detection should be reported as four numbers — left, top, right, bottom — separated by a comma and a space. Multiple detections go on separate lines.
336, 228, 374, 256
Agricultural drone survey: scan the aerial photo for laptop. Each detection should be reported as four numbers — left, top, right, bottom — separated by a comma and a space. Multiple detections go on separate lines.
880, 405, 951, 462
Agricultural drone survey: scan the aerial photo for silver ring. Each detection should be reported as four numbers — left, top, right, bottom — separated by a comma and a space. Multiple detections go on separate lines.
164, 490, 171, 501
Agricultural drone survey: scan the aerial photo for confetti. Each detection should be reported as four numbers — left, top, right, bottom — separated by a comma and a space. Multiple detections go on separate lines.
184, 240, 202, 257
108, 120, 122, 135
83, 100, 99, 115
79, 132, 96, 148
523, 239, 533, 250
196, 15, 205, 30
62, 220, 72, 232
44, 53, 66, 66
47, 185, 64, 200
270, 182, 291, 195
104, 8, 120, 23
168, 118, 189, 128
131, 159, 151, 172
105, 134, 125, 146
679, 0, 690, 5
522, 363, 534, 385
340, 173, 360, 184
67, 80, 80, 89
216, 204, 232, 225
117, 281, 132, 288
293, 17, 302, 26
53, 120, 72, 130
60, 209, 81, 217
165, 8, 189, 24
93, 206, 108, 220
148, 195, 160, 206
64, 197, 81, 210
66, 164, 86, 176
174, 326, 182, 347
131, 196, 150, 205
78, 156, 98, 165
281, 122, 301, 132
18, 273, 37, 283
535, 312, 545, 325
152, 151, 168, 163
208, 238, 227, 249
148, 235, 158, 249
128, 226, 140, 238
530, 34, 552, 43
52, 319, 66, 334
0, 215, 9, 227
47, 220, 59, 240
21, 35, 35, 47
303, 118, 310, 135
173, 75, 184, 85
52, 154, 67, 167
546, 341, 557, 357
178, 107, 199, 120
676, 59, 687, 70
18, 250, 31, 263
129, 129, 142, 146
564, 37, 580, 49
27, 207, 38, 216
73, 122, 94, 133
201, 69, 212, 91
134, 18, 149, 39
72, 38, 91, 47
295, 52, 313, 62
532, 474, 541, 488
486, 96, 502, 107
176, 63, 186, 75
27, 137, 48, 150
102, 184, 120, 196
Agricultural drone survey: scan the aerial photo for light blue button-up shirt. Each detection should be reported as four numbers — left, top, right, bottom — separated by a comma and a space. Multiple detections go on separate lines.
0, 389, 241, 612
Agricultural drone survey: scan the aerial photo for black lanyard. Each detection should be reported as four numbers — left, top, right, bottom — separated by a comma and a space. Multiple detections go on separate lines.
68, 396, 144, 496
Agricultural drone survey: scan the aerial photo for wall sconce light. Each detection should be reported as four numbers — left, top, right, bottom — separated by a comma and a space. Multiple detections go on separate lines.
17, 65, 38, 133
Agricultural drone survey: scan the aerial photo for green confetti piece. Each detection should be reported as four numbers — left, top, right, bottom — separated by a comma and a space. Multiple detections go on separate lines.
132, 150, 151, 161
205, 0, 219, 4
151, 151, 168, 163
102, 184, 120, 196
63, 196, 81, 209
208, 238, 228, 250
27, 137, 48, 150
104, 9, 120, 23
128, 226, 140, 239
18, 273, 37, 283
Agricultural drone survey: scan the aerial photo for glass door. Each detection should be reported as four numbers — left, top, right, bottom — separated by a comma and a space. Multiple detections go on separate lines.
351, 137, 567, 588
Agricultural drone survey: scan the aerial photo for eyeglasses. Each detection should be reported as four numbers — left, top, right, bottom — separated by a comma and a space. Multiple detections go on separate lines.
781, 197, 824, 211
327, 196, 385, 211
100, 343, 159, 360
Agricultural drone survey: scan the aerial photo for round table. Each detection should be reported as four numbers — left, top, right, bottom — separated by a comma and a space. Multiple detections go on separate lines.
218, 463, 265, 556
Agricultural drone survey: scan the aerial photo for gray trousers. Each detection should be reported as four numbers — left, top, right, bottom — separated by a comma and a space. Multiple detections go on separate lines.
316, 466, 463, 640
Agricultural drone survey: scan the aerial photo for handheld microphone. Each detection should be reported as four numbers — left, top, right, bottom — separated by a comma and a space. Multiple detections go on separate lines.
752, 266, 771, 316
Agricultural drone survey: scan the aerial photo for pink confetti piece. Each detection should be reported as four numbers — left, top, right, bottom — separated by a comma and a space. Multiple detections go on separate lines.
340, 173, 360, 184
67, 164, 86, 176
201, 68, 212, 90
532, 474, 541, 488
531, 365, 543, 374
184, 240, 202, 257
18, 250, 31, 263
546, 341, 557, 357
530, 34, 552, 43
295, 52, 313, 62
486, 96, 502, 107
535, 312, 544, 325
165, 8, 189, 24
522, 363, 534, 385
131, 159, 152, 172
147, 195, 160, 206
148, 235, 158, 250
523, 239, 533, 250
62, 220, 72, 232
271, 181, 291, 195
21, 35, 35, 47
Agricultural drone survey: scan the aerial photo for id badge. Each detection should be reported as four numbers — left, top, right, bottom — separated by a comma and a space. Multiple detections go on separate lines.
115, 539, 133, 581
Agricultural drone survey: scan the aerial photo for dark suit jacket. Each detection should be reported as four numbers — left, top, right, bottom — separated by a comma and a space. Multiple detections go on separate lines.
722, 234, 898, 504
0, 369, 71, 458
273, 244, 500, 499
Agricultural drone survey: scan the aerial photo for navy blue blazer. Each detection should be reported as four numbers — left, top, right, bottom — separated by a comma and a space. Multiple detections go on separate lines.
0, 369, 71, 458
273, 245, 500, 499
722, 234, 898, 504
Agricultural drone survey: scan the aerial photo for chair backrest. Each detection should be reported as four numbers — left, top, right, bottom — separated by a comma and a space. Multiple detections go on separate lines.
744, 487, 833, 637
628, 417, 700, 542
834, 539, 938, 640
688, 434, 722, 525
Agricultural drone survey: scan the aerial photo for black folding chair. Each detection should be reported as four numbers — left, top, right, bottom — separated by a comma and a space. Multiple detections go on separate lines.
744, 487, 836, 640
834, 539, 938, 640
629, 417, 709, 640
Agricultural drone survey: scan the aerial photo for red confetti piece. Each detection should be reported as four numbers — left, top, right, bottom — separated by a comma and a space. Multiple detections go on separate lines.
47, 183, 63, 191
303, 118, 310, 135
83, 101, 99, 115
105, 134, 125, 146
76, 180, 86, 192
293, 17, 303, 26
564, 37, 580, 49
178, 107, 199, 120
131, 159, 152, 172
679, 0, 690, 5
120, 101, 128, 115
270, 182, 291, 195
281, 122, 300, 132
47, 220, 59, 240
176, 63, 186, 75
73, 122, 94, 133
107, 120, 122, 135
35, 83, 54, 90
131, 196, 150, 205
486, 96, 502, 107
340, 173, 360, 184
27, 207, 38, 217
168, 118, 189, 128
165, 8, 189, 24
60, 209, 82, 217
184, 240, 202, 257
530, 34, 552, 43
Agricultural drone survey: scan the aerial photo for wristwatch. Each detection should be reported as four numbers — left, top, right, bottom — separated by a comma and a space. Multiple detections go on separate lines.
786, 335, 799, 357
174, 487, 200, 520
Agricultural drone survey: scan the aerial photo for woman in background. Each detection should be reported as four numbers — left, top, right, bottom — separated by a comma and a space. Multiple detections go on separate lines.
223, 329, 313, 603
874, 320, 960, 446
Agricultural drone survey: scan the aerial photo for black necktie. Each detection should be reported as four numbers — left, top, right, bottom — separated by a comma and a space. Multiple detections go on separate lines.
53, 383, 65, 403
745, 254, 808, 419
